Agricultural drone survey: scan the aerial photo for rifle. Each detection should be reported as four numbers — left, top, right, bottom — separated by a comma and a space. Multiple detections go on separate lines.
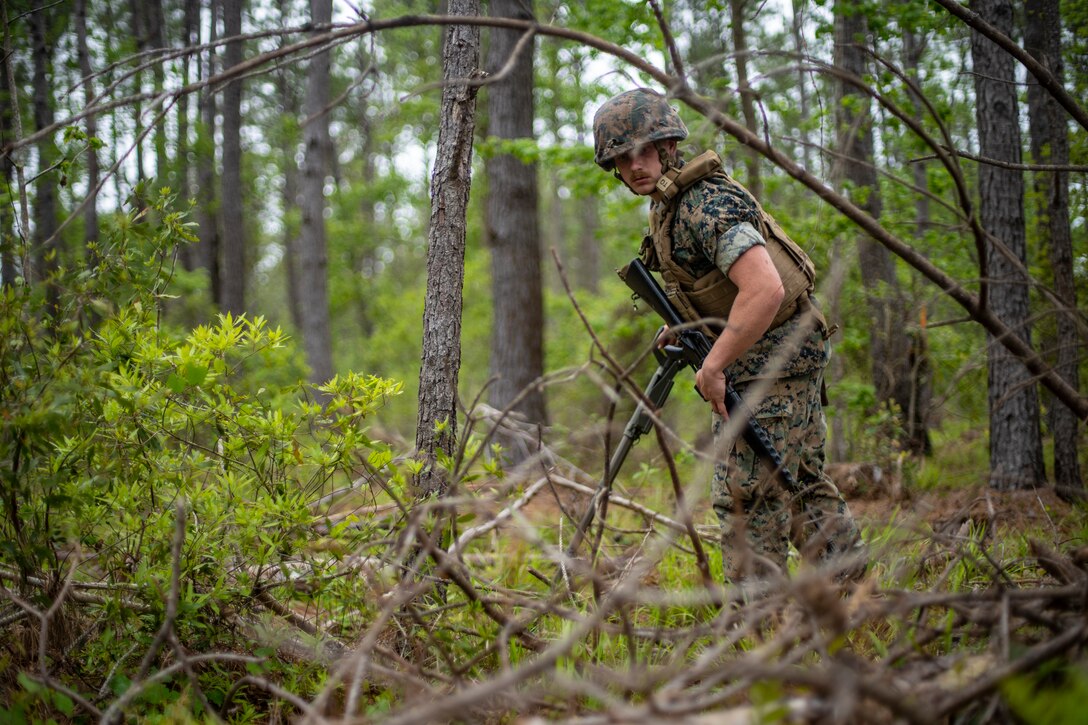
560, 259, 799, 581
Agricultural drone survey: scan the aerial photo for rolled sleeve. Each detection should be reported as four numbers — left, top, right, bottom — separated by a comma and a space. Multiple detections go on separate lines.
714, 221, 765, 275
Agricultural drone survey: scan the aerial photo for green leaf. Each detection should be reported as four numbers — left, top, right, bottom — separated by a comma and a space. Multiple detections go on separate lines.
17, 673, 42, 695
184, 364, 208, 386
51, 692, 74, 717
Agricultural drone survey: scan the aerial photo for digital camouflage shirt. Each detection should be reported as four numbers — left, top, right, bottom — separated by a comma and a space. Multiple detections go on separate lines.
648, 163, 829, 384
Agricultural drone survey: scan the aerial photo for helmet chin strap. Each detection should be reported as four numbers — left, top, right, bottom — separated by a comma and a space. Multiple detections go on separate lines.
656, 141, 679, 173
612, 169, 638, 195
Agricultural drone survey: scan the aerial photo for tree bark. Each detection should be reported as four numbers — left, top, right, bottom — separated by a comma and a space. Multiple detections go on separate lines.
75, 0, 100, 271
128, 0, 146, 186
1025, 0, 1082, 498
485, 0, 547, 435
177, 0, 198, 270
970, 0, 1046, 490
275, 0, 302, 330
790, 0, 812, 170
729, 0, 761, 197
219, 0, 246, 315
349, 44, 377, 339
295, 0, 335, 386
194, 0, 221, 296
28, 5, 60, 303
0, 32, 15, 290
902, 20, 935, 456
413, 0, 480, 497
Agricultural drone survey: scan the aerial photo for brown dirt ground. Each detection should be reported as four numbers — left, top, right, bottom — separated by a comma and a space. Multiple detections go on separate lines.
498, 462, 1086, 551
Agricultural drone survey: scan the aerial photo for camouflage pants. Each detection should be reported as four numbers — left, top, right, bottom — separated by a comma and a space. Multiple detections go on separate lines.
711, 370, 863, 581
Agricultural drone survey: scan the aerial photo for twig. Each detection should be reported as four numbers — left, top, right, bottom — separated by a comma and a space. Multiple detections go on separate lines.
134, 501, 187, 681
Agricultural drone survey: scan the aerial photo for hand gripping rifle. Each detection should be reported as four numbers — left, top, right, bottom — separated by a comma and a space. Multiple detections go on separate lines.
561, 259, 800, 577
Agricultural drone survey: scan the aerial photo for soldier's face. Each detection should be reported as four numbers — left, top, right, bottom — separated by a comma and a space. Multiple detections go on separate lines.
615, 141, 674, 195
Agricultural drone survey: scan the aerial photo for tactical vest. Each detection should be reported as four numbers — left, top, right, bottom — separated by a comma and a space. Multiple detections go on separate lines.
640, 150, 820, 335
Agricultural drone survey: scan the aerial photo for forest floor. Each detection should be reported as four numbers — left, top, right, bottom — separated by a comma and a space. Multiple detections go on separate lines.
503, 457, 1084, 552
832, 460, 1086, 562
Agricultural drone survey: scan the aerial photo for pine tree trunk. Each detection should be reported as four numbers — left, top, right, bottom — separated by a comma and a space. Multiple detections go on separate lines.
730, 0, 761, 197
790, 0, 812, 170
485, 0, 547, 433
902, 21, 935, 455
1025, 0, 1082, 498
29, 6, 59, 301
75, 0, 100, 270
129, 0, 146, 186
0, 44, 15, 289
296, 0, 335, 386
219, 0, 246, 315
177, 0, 198, 270
146, 0, 169, 185
275, 0, 302, 330
195, 0, 221, 296
413, 0, 480, 497
970, 0, 1046, 490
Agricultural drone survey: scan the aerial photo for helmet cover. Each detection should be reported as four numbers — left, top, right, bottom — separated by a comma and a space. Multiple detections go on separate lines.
592, 88, 688, 170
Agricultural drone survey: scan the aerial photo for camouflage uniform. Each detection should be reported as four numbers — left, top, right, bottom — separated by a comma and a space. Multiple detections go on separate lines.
655, 161, 863, 581
594, 89, 864, 582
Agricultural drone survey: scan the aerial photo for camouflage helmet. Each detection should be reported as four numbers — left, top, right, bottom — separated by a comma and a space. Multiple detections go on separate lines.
593, 88, 688, 170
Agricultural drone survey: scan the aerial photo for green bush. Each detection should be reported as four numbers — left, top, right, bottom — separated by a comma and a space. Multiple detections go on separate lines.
0, 192, 404, 721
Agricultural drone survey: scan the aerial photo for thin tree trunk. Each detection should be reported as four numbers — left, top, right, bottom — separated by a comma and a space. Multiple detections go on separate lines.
970, 0, 1046, 490
834, 1, 915, 451
195, 0, 221, 296
276, 0, 302, 330
790, 0, 812, 170
573, 55, 600, 295
413, 0, 480, 497
902, 24, 930, 239
574, 192, 600, 294
1025, 0, 1082, 498
486, 0, 546, 435
350, 46, 378, 340
146, 0, 169, 185
902, 20, 934, 455
0, 33, 16, 289
541, 52, 566, 295
129, 0, 146, 187
295, 0, 335, 386
219, 0, 246, 315
75, 0, 100, 271
28, 6, 59, 304
730, 0, 761, 197
177, 0, 198, 270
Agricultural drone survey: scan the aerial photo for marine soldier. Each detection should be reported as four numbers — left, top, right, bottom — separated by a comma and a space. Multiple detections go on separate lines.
593, 88, 865, 582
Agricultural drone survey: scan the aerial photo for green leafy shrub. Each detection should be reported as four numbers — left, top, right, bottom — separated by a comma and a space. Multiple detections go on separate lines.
0, 191, 404, 720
